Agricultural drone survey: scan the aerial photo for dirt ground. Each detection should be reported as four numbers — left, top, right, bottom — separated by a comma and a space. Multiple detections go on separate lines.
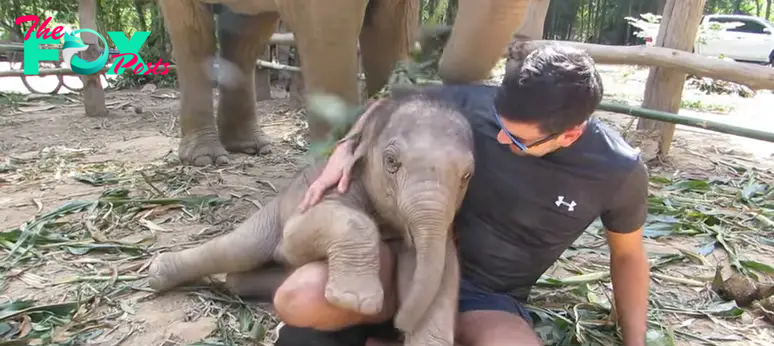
1, 64, 773, 345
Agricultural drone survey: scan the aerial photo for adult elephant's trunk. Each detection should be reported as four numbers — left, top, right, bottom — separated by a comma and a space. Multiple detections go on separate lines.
392, 182, 456, 333
438, 0, 532, 83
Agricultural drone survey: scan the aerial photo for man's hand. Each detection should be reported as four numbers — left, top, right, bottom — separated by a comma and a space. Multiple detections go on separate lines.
607, 228, 649, 346
298, 140, 358, 212
297, 99, 386, 212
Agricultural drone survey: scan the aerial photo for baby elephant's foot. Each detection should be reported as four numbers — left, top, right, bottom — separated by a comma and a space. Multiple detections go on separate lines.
147, 253, 184, 293
325, 274, 384, 316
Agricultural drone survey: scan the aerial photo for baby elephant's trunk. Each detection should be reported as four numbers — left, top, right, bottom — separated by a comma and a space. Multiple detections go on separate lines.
393, 182, 456, 333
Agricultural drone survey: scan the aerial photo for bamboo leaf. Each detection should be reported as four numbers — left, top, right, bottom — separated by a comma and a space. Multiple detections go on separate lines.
740, 260, 774, 275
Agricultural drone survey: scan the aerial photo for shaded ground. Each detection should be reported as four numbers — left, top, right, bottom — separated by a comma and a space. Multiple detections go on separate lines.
1, 64, 773, 345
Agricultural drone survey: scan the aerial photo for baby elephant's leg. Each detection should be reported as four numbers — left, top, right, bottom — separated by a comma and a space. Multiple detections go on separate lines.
282, 201, 384, 316
397, 238, 459, 346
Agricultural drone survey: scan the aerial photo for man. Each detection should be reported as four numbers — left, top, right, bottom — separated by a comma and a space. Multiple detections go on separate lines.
271, 44, 651, 346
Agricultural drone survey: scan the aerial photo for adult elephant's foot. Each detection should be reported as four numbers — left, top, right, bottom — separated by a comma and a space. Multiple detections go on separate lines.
219, 125, 273, 156
179, 132, 231, 166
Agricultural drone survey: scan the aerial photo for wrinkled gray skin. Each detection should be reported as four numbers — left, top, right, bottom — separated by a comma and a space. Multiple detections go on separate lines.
147, 90, 475, 344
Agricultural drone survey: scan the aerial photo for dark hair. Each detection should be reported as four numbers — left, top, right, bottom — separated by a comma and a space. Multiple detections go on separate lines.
494, 44, 603, 134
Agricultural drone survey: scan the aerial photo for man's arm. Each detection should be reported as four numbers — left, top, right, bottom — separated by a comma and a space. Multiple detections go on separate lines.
600, 161, 650, 346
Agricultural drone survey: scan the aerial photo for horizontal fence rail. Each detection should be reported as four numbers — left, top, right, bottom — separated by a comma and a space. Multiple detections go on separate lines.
597, 101, 774, 143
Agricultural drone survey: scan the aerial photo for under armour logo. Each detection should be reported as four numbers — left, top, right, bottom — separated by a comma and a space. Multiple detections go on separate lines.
555, 196, 576, 211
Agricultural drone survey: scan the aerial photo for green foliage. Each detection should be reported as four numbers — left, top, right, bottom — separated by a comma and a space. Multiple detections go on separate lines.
107, 46, 177, 90
304, 93, 367, 158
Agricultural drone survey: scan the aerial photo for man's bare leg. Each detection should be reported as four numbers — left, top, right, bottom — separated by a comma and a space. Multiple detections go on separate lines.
273, 242, 398, 331
365, 310, 541, 346
456, 310, 542, 346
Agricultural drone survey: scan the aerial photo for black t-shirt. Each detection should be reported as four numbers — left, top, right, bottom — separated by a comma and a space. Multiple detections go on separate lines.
422, 84, 649, 301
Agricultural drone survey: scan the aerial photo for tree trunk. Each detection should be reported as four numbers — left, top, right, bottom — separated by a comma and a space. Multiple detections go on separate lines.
733, 0, 743, 14
288, 46, 305, 108
767, 0, 772, 21
636, 0, 706, 157
78, 0, 108, 117
278, 20, 304, 108
254, 47, 272, 101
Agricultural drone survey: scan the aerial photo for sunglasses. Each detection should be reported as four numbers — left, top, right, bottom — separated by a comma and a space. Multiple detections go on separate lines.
494, 112, 561, 151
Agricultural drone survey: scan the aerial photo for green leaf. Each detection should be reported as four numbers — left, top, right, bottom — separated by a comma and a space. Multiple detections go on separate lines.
72, 172, 120, 186
740, 260, 774, 275
537, 271, 610, 286
663, 179, 710, 192
649, 176, 672, 184
702, 300, 744, 317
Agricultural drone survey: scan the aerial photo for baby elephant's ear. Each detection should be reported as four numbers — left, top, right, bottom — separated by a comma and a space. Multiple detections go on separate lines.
345, 99, 392, 165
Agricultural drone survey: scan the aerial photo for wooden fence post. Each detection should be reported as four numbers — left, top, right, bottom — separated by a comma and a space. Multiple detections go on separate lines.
78, 0, 108, 117
636, 0, 707, 156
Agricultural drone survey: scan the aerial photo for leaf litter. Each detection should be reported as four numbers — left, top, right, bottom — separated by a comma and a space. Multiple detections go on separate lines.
3, 126, 772, 346
527, 160, 774, 345
0, 144, 286, 346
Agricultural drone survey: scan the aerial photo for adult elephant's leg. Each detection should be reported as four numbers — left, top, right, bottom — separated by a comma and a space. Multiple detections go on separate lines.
438, 0, 532, 83
275, 0, 367, 142
216, 10, 279, 156
156, 0, 222, 166
358, 0, 420, 97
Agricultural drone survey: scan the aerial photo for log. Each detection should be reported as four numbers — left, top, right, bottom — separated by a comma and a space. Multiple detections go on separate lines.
512, 40, 774, 91
637, 0, 707, 157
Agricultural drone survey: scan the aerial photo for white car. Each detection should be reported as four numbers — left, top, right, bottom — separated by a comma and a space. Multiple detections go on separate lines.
640, 14, 774, 65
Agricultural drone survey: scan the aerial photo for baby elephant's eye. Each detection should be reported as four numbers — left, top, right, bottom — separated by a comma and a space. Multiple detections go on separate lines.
462, 172, 472, 181
384, 154, 401, 174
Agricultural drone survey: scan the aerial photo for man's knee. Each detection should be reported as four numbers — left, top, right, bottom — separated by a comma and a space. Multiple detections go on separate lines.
273, 262, 334, 328
273, 242, 397, 330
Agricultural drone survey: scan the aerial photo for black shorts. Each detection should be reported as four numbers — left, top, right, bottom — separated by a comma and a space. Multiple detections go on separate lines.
274, 278, 532, 346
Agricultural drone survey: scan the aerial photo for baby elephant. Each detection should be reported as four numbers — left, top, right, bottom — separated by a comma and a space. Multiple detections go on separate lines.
147, 89, 475, 344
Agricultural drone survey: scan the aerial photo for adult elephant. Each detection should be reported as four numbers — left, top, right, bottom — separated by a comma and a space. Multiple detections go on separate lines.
156, 0, 532, 166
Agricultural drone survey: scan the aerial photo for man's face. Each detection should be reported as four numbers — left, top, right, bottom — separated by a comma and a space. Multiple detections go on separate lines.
495, 113, 586, 157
